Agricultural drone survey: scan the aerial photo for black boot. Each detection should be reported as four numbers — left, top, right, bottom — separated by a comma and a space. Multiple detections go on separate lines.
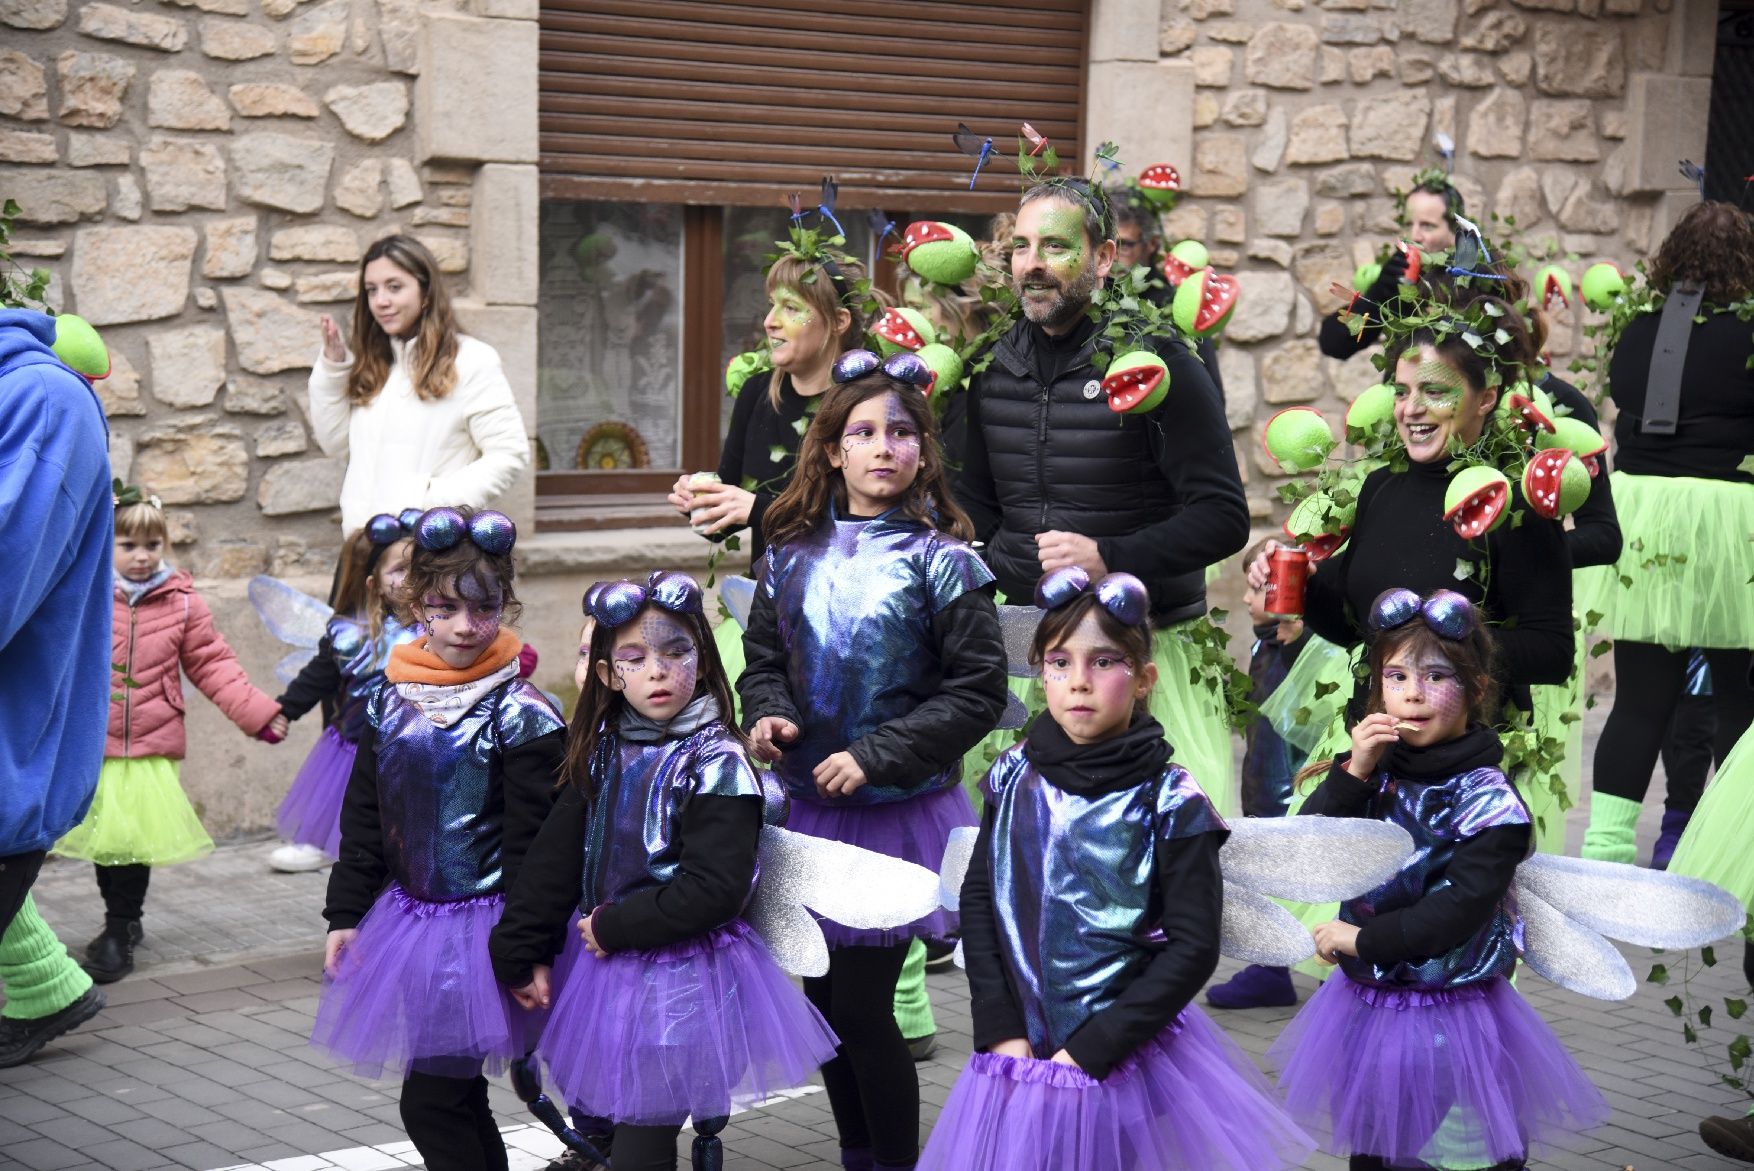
82, 920, 141, 984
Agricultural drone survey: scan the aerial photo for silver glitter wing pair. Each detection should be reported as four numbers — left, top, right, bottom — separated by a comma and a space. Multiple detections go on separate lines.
248, 574, 335, 685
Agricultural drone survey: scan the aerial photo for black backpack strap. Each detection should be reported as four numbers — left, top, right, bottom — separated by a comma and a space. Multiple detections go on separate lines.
1641, 282, 1705, 436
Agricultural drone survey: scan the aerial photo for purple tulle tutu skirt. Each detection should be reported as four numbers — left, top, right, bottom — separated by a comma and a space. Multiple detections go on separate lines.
311, 885, 539, 1080
1268, 974, 1609, 1167
276, 726, 356, 856
919, 1006, 1314, 1171
537, 918, 838, 1125
785, 784, 975, 947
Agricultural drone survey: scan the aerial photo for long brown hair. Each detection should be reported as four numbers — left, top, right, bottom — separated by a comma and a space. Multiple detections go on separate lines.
331, 527, 376, 621
763, 253, 867, 410
345, 235, 462, 406
562, 598, 747, 801
762, 373, 974, 548
1648, 200, 1754, 303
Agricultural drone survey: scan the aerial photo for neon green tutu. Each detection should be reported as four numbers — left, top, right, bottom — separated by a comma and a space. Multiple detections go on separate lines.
1259, 635, 1356, 759
53, 756, 214, 866
962, 619, 1236, 818
1574, 473, 1754, 651
1524, 605, 1594, 856
714, 613, 746, 724
1668, 727, 1754, 935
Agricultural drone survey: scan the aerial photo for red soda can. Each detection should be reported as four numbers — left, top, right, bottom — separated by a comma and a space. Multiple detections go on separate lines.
1264, 546, 1310, 618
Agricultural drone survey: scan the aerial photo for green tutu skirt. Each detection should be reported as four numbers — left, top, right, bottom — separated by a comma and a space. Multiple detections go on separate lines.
1574, 473, 1754, 651
715, 613, 746, 725
963, 619, 1237, 818
1668, 727, 1754, 936
54, 756, 214, 867
1259, 635, 1355, 760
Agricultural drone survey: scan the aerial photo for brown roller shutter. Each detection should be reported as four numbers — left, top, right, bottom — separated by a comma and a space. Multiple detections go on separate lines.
539, 0, 1087, 213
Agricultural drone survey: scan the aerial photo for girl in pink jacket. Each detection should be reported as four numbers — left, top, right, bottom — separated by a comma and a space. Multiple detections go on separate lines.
55, 486, 284, 984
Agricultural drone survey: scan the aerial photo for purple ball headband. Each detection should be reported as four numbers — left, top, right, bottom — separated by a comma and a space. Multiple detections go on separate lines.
1366, 587, 1478, 641
583, 570, 704, 630
1034, 566, 1151, 628
412, 508, 517, 557
832, 348, 932, 390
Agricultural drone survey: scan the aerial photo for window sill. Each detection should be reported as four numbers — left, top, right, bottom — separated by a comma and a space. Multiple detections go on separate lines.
518, 525, 751, 578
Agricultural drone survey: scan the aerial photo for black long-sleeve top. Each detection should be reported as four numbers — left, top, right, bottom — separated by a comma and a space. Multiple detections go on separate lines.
275, 634, 341, 723
712, 370, 816, 562
1540, 373, 1621, 569
1304, 458, 1574, 715
487, 782, 762, 988
1317, 253, 1408, 360
1606, 307, 1754, 484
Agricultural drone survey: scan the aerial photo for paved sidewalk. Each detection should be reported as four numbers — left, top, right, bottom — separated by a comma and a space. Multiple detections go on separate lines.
5, 737, 1751, 1169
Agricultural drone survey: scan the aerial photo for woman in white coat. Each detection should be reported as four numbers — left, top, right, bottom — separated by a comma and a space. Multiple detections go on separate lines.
309, 235, 530, 532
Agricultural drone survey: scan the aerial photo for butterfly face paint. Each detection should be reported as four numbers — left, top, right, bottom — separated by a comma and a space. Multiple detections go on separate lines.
603, 606, 699, 723
1040, 611, 1146, 746
1393, 346, 1486, 464
764, 286, 829, 373
1012, 198, 1101, 332
829, 391, 922, 516
1380, 647, 1470, 747
421, 572, 505, 670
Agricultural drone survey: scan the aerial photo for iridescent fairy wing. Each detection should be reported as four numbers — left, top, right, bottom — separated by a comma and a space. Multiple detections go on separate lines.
1512, 854, 1745, 1000
749, 825, 941, 978
993, 605, 1041, 731
718, 575, 757, 631
247, 574, 335, 685
936, 825, 979, 968
1218, 818, 1416, 966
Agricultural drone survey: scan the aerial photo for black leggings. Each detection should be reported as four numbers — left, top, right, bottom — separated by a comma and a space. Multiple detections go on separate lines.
1593, 643, 1753, 805
802, 943, 916, 1166
400, 1070, 507, 1171
1660, 689, 1718, 813
95, 863, 151, 927
608, 1122, 683, 1171
1349, 1157, 1525, 1170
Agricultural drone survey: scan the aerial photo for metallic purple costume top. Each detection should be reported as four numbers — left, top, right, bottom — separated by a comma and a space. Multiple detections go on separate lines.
581, 725, 765, 911
369, 677, 564, 902
983, 744, 1228, 1056
328, 614, 420, 744
760, 506, 994, 805
1339, 765, 1530, 991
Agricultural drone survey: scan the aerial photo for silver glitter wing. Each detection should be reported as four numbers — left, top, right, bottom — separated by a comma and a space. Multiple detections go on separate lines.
996, 605, 1043, 677
247, 575, 334, 685
719, 575, 757, 631
938, 825, 978, 913
749, 825, 942, 978
1511, 853, 1746, 1000
1219, 818, 1416, 903
1221, 886, 1318, 966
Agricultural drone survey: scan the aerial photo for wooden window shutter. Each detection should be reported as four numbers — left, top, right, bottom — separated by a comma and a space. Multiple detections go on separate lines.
538, 0, 1088, 213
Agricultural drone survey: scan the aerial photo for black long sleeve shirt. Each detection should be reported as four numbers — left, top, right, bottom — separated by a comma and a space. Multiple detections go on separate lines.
1541, 373, 1621, 569
1607, 307, 1754, 484
712, 371, 815, 562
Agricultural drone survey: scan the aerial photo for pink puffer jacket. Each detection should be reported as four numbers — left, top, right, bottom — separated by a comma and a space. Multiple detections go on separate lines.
109, 571, 281, 759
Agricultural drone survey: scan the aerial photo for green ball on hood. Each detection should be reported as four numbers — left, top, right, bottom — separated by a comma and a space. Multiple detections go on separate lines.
51, 314, 110, 380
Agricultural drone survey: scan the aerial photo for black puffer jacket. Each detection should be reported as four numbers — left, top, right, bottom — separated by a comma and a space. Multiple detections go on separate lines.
955, 316, 1249, 624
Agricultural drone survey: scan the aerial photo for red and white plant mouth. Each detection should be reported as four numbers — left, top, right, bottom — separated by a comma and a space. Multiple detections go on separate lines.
902, 221, 953, 256
1140, 164, 1181, 191
1446, 494, 1503, 538
873, 308, 924, 351
1162, 254, 1197, 284
1103, 364, 1165, 413
1194, 274, 1236, 330
1523, 450, 1568, 519
1506, 393, 1557, 434
1543, 278, 1570, 310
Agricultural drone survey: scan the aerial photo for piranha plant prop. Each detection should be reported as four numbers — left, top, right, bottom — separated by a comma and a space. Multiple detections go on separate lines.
1100, 351, 1170, 415
50, 313, 110, 379
1580, 262, 1626, 311
1444, 465, 1511, 539
1534, 265, 1574, 311
873, 306, 936, 356
1262, 407, 1336, 472
1521, 448, 1591, 520
1136, 164, 1182, 210
1161, 240, 1210, 285
1345, 382, 1398, 443
1540, 415, 1609, 477
1172, 268, 1239, 338
902, 221, 980, 287
1502, 382, 1558, 434
915, 343, 965, 397
1284, 491, 1354, 561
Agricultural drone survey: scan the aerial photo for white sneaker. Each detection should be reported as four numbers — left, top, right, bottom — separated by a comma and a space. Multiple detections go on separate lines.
269, 842, 335, 872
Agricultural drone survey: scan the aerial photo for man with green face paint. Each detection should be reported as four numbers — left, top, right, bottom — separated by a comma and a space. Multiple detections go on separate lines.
955, 179, 1250, 816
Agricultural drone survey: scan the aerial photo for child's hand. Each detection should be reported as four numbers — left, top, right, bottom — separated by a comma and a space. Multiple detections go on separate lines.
1245, 540, 1282, 591
1346, 713, 1401, 779
987, 1037, 1033, 1060
323, 928, 358, 978
510, 964, 551, 1011
1276, 617, 1304, 644
750, 716, 799, 763
319, 315, 346, 363
259, 712, 290, 742
1049, 1048, 1083, 1069
579, 911, 608, 958
813, 751, 867, 798
1312, 920, 1361, 965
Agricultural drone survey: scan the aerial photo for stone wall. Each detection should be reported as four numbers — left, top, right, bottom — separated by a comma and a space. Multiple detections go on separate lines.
0, 0, 541, 580
1094, 0, 1713, 526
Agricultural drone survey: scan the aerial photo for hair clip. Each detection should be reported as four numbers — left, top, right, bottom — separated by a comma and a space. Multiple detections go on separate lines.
413, 508, 517, 556
365, 513, 409, 546
831, 348, 932, 389
1034, 566, 1150, 627
1367, 587, 1477, 641
583, 570, 704, 629
111, 479, 161, 511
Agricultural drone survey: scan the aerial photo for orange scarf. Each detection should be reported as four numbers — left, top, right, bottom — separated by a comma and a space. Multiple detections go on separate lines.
387, 627, 522, 685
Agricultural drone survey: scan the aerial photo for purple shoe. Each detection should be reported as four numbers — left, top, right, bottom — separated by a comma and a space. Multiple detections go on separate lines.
1205, 964, 1297, 1009
1650, 808, 1691, 870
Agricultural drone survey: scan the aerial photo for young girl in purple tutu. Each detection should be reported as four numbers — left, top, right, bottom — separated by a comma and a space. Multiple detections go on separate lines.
489, 570, 840, 1171
919, 566, 1314, 1171
312, 507, 566, 1171
737, 351, 1009, 1171
1269, 588, 1610, 1171
268, 511, 420, 873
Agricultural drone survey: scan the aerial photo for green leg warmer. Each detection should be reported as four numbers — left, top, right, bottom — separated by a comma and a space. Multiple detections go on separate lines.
891, 938, 934, 1040
1580, 791, 1642, 865
0, 895, 93, 1021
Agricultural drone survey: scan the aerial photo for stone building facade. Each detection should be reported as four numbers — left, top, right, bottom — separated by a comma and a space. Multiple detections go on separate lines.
0, 0, 1717, 835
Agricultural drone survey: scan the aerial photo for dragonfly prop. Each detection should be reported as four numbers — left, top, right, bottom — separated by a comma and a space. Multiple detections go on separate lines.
867, 208, 898, 255
953, 122, 995, 190
1678, 159, 1706, 200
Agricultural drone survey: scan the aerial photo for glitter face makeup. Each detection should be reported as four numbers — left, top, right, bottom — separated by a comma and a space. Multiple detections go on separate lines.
764, 287, 828, 372
1379, 648, 1470, 747
1012, 198, 1103, 332
1040, 611, 1147, 745
1393, 346, 1490, 464
828, 391, 922, 516
600, 606, 699, 723
371, 539, 413, 605
420, 572, 505, 670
